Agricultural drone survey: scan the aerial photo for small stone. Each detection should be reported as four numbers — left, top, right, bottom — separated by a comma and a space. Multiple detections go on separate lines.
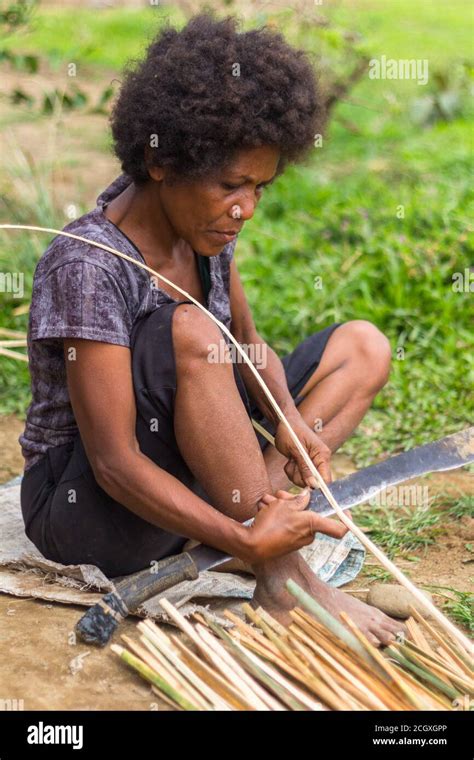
367, 583, 433, 619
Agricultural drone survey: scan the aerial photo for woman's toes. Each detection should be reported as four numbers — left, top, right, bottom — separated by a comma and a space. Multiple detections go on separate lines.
381, 628, 398, 646
369, 626, 394, 647
384, 619, 408, 639
374, 609, 407, 634
367, 631, 382, 647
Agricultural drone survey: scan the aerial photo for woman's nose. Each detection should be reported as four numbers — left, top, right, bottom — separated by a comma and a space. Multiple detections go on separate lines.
230, 193, 259, 222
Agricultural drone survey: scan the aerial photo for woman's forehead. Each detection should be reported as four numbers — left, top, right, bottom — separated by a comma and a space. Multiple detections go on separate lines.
222, 146, 281, 176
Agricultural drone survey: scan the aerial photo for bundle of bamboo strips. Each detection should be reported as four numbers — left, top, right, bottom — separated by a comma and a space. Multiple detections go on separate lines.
112, 583, 472, 712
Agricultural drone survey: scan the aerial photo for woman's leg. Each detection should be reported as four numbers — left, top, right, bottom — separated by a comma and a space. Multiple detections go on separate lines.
171, 305, 404, 646
263, 320, 392, 491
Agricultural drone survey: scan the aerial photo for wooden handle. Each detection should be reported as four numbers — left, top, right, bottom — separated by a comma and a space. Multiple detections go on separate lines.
75, 552, 199, 646
117, 552, 199, 611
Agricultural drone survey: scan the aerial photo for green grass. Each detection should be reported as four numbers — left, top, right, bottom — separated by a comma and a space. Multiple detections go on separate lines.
442, 494, 474, 520
356, 504, 443, 558
422, 585, 474, 633
1, 5, 173, 71
360, 565, 395, 585
0, 1, 472, 464
3, 1, 472, 73
355, 490, 472, 563
327, 0, 473, 63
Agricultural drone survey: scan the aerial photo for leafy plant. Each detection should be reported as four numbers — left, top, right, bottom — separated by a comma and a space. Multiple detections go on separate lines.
0, 0, 36, 31
410, 62, 473, 126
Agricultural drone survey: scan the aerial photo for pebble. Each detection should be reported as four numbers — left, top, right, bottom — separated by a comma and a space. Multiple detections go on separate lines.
367, 583, 433, 619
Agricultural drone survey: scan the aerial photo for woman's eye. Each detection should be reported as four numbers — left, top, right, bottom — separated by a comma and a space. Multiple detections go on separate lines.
221, 182, 267, 193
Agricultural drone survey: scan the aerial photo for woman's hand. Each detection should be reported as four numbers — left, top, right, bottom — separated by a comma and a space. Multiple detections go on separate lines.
243, 488, 348, 564
274, 415, 332, 488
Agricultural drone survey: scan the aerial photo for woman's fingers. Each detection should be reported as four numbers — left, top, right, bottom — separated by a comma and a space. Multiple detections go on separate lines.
316, 458, 333, 484
249, 489, 348, 561
310, 512, 348, 540
259, 493, 276, 504
258, 488, 308, 509
288, 452, 317, 489
307, 441, 333, 484
285, 454, 332, 488
286, 489, 311, 511
275, 489, 298, 500
284, 459, 306, 488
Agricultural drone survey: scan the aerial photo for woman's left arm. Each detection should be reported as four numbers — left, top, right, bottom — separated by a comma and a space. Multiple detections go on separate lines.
229, 259, 331, 486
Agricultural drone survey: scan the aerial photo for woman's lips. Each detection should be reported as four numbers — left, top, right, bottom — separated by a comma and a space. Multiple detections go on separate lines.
207, 230, 238, 243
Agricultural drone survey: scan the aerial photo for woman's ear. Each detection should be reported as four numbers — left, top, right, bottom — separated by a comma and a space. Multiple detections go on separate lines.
144, 145, 165, 182
148, 165, 165, 182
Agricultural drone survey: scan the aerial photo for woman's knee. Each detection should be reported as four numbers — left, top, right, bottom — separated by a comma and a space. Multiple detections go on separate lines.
172, 303, 225, 362
340, 319, 392, 391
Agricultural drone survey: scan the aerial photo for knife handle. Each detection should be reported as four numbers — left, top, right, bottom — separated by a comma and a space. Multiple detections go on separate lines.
117, 551, 199, 610
75, 552, 199, 646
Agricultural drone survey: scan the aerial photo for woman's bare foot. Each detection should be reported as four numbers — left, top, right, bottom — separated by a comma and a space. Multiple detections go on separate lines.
251, 552, 407, 647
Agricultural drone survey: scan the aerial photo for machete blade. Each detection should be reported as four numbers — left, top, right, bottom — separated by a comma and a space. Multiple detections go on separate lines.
312, 426, 473, 517
190, 426, 474, 570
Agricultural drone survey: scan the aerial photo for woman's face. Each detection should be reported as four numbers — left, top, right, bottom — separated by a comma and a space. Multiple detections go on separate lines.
150, 145, 280, 256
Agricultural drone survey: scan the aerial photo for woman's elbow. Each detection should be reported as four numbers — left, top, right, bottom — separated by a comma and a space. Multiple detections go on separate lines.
90, 447, 138, 494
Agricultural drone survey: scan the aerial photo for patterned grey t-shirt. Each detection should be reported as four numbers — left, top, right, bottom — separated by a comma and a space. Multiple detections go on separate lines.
19, 173, 237, 472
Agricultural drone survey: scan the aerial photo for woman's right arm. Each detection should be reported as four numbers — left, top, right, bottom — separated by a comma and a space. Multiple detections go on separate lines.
63, 338, 347, 564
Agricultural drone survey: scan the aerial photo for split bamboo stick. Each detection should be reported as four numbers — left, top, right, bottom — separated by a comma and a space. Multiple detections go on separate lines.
158, 598, 267, 709
171, 635, 253, 710
288, 616, 411, 710
0, 339, 27, 347
137, 624, 233, 710
224, 610, 283, 659
402, 639, 473, 686
0, 345, 28, 361
286, 580, 382, 670
121, 634, 209, 709
111, 644, 199, 710
228, 623, 326, 686
195, 622, 283, 710
200, 617, 304, 711
405, 617, 436, 655
241, 604, 357, 709
0, 327, 26, 338
289, 625, 390, 710
228, 637, 326, 710
151, 684, 186, 711
408, 606, 473, 670
340, 613, 431, 710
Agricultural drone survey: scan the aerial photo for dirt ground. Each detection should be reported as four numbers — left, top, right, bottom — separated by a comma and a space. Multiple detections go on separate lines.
0, 415, 472, 710
0, 415, 24, 482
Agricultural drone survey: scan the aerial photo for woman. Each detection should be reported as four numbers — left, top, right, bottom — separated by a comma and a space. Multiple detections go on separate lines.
20, 14, 403, 646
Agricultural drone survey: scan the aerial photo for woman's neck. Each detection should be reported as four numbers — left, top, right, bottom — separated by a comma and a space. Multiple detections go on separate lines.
104, 180, 187, 268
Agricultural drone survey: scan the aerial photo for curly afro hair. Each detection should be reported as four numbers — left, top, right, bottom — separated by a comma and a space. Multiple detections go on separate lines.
110, 13, 324, 185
